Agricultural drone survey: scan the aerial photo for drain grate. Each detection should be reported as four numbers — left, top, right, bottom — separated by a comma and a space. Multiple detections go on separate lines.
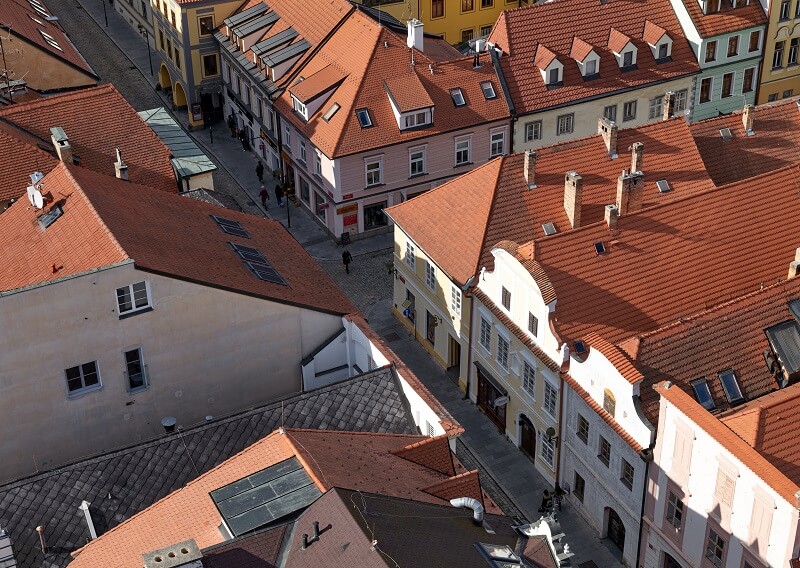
384, 332, 401, 342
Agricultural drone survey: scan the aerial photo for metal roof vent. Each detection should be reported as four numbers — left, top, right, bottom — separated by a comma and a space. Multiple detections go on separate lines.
0, 527, 18, 568
542, 222, 557, 236
720, 128, 733, 141
656, 179, 671, 193
142, 539, 202, 568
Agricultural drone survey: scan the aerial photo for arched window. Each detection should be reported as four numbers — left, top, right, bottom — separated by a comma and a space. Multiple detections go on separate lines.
603, 389, 616, 418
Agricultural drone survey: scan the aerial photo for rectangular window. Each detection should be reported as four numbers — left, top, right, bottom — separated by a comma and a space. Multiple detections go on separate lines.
715, 469, 735, 508
603, 104, 617, 121
528, 312, 538, 336
774, 41, 785, 68
432, 0, 444, 17
199, 15, 214, 35
481, 0, 493, 7
789, 38, 799, 65
283, 125, 291, 149
462, 0, 474, 11
117, 282, 151, 315
573, 472, 585, 501
543, 381, 557, 416
658, 42, 669, 59
479, 317, 491, 350
481, 81, 497, 99
577, 415, 589, 443
124, 348, 147, 392
648, 97, 663, 119
314, 193, 327, 221
749, 31, 760, 52
314, 153, 322, 176
781, 0, 790, 18
742, 68, 755, 93
785, 88, 794, 97
497, 335, 510, 369
455, 137, 471, 165
461, 29, 474, 43
705, 40, 717, 62
365, 157, 382, 187
674, 89, 688, 113
299, 141, 307, 163
404, 111, 430, 129
450, 88, 466, 106
451, 285, 462, 316
623, 101, 637, 121
700, 78, 713, 103
556, 113, 574, 135
356, 108, 373, 128
603, 391, 616, 417
202, 54, 218, 77
174, 47, 181, 69
705, 528, 726, 567
426, 311, 436, 344
490, 130, 505, 156
585, 58, 597, 75
522, 361, 536, 396
599, 436, 611, 466
363, 202, 387, 231
65, 361, 100, 395
299, 177, 310, 203
170, 10, 176, 27
623, 50, 634, 67
768, 93, 778, 102
727, 35, 739, 57
501, 286, 511, 310
541, 434, 555, 466
158, 29, 164, 50
405, 241, 416, 269
666, 491, 685, 529
691, 377, 716, 409
410, 148, 426, 176
525, 120, 542, 142
425, 261, 436, 290
621, 460, 635, 490
549, 67, 560, 84
721, 72, 734, 98
480, 24, 493, 37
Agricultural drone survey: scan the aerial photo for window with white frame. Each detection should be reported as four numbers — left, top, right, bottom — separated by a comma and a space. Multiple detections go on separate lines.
425, 261, 436, 290
525, 120, 542, 142
481, 81, 497, 99
292, 96, 308, 120
543, 381, 557, 416
299, 140, 307, 163
314, 152, 322, 176
405, 241, 416, 269
541, 433, 555, 466
490, 129, 505, 157
409, 147, 426, 176
124, 348, 147, 392
556, 113, 574, 135
665, 490, 685, 530
479, 317, 491, 350
455, 136, 471, 165
451, 285, 462, 316
65, 361, 101, 395
283, 125, 291, 150
674, 89, 688, 113
365, 156, 383, 187
604, 104, 617, 121
497, 334, 510, 369
705, 527, 727, 567
522, 360, 536, 396
623, 100, 637, 121
116, 282, 151, 316
403, 110, 430, 129
648, 97, 663, 119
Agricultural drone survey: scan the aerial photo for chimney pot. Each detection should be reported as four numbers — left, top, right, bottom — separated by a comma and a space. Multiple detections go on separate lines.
160, 417, 177, 433
789, 261, 800, 280
301, 534, 310, 550
407, 19, 424, 52
605, 204, 619, 229
630, 142, 644, 173
598, 117, 618, 158
313, 521, 320, 540
114, 147, 129, 181
616, 171, 644, 216
663, 91, 676, 121
742, 104, 754, 135
524, 150, 537, 188
564, 171, 583, 229
50, 127, 73, 164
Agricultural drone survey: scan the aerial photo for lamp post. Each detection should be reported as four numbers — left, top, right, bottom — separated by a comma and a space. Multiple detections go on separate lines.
138, 25, 153, 76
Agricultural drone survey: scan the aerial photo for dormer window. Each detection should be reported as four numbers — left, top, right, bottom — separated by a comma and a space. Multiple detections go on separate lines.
571, 38, 599, 78
535, 44, 563, 86
609, 28, 638, 69
549, 67, 560, 83
450, 88, 466, 106
658, 43, 669, 59
623, 51, 634, 67
585, 59, 597, 76
644, 22, 673, 62
481, 81, 497, 99
356, 108, 373, 128
403, 110, 431, 129
291, 96, 308, 120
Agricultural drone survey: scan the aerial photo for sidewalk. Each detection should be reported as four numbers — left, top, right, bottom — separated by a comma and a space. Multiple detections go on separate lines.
73, 0, 392, 262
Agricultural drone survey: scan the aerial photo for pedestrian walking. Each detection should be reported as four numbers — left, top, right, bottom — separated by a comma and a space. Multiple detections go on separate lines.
275, 184, 285, 207
342, 250, 353, 274
255, 161, 264, 183
227, 114, 237, 138
538, 489, 553, 513
259, 185, 269, 208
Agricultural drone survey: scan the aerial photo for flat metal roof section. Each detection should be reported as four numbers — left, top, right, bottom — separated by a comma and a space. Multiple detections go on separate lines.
233, 11, 279, 38
224, 2, 269, 28
261, 39, 311, 67
138, 108, 217, 179
252, 28, 298, 56
765, 320, 800, 386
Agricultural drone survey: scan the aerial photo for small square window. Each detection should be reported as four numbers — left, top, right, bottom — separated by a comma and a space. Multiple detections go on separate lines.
117, 282, 151, 316
525, 120, 542, 142
356, 108, 373, 128
65, 361, 100, 395
481, 81, 497, 99
501, 286, 511, 310
450, 88, 466, 106
199, 15, 214, 35
603, 104, 617, 122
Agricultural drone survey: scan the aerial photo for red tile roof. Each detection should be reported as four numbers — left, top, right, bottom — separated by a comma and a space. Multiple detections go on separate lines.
421, 470, 484, 504
642, 21, 667, 46
689, 99, 800, 186
0, 163, 357, 315
290, 64, 347, 103
489, 0, 699, 114
0, 121, 58, 202
535, 44, 558, 68
0, 84, 176, 195
583, 333, 643, 385
390, 434, 456, 475
678, 0, 767, 38
570, 38, 595, 62
384, 73, 435, 113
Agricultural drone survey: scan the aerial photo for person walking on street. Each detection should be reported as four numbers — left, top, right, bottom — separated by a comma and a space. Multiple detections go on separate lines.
259, 185, 269, 208
227, 114, 237, 138
342, 250, 353, 274
256, 161, 264, 183
275, 184, 285, 207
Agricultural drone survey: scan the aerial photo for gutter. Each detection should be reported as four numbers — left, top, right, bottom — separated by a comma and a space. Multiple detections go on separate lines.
635, 445, 654, 568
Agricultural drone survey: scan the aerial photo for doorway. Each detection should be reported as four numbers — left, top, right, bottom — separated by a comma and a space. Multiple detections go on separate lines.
476, 365, 507, 432
607, 508, 626, 552
519, 414, 536, 461
447, 335, 461, 382
426, 311, 437, 345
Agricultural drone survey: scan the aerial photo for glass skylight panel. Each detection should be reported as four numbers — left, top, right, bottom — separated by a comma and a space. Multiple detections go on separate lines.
37, 205, 63, 229
246, 262, 286, 285
356, 108, 372, 128
230, 242, 267, 264
719, 370, 744, 404
322, 102, 340, 122
211, 215, 250, 238
690, 378, 716, 410
39, 30, 62, 51
450, 88, 466, 106
481, 81, 497, 99
542, 222, 557, 236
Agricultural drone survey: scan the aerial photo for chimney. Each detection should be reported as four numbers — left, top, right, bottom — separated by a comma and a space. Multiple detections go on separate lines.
114, 147, 128, 181
630, 142, 644, 173
142, 539, 202, 568
50, 127, 72, 164
524, 149, 537, 188
605, 204, 619, 229
616, 169, 644, 216
407, 19, 424, 52
161, 417, 177, 433
742, 104, 754, 135
663, 91, 676, 120
564, 171, 583, 229
0, 527, 18, 568
788, 247, 800, 279
78, 501, 97, 540
598, 117, 618, 158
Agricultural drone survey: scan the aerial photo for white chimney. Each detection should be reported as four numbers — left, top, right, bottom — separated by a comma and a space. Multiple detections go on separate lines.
605, 204, 619, 229
407, 19, 424, 52
564, 171, 583, 229
114, 147, 128, 181
598, 117, 618, 158
524, 150, 537, 188
630, 142, 644, 173
742, 104, 754, 135
78, 501, 97, 540
50, 127, 72, 164
0, 528, 18, 568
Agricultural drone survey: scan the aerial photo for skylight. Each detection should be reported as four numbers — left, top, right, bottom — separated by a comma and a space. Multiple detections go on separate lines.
37, 205, 63, 230
690, 378, 716, 410
573, 340, 587, 354
720, 128, 733, 141
229, 243, 287, 285
656, 179, 671, 193
450, 88, 466, 106
29, 0, 49, 17
480, 81, 497, 100
594, 242, 607, 255
211, 215, 250, 238
719, 370, 744, 405
476, 543, 524, 567
322, 102, 340, 122
356, 108, 372, 128
542, 222, 557, 236
230, 242, 267, 264
39, 30, 62, 51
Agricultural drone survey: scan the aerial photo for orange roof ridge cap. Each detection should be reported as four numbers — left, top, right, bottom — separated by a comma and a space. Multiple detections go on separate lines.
390, 432, 451, 454
0, 84, 115, 116
474, 157, 509, 278
286, 428, 427, 441
420, 469, 480, 492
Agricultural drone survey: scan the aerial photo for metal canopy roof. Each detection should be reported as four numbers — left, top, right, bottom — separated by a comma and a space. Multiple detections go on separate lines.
138, 108, 216, 179
224, 2, 269, 28
234, 11, 279, 38
253, 28, 298, 56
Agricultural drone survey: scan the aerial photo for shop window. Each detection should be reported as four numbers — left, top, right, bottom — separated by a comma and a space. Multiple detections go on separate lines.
364, 201, 387, 231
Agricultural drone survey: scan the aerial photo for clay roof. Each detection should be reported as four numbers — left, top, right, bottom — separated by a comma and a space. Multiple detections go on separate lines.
4, 0, 97, 80
679, 0, 767, 38
0, 84, 176, 195
384, 72, 435, 112
654, 382, 799, 503
0, 163, 356, 315
290, 64, 347, 103
535, 44, 559, 68
390, 434, 456, 475
201, 525, 288, 568
0, 121, 58, 202
642, 21, 667, 45
570, 38, 595, 62
489, 0, 699, 114
689, 99, 800, 186
583, 333, 643, 385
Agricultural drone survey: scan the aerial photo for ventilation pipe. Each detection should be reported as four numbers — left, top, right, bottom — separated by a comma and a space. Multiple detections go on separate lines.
114, 147, 128, 181
450, 497, 484, 525
78, 501, 97, 540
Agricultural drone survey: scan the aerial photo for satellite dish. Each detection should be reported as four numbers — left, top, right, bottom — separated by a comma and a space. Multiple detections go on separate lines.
545, 426, 557, 439
26, 185, 36, 206
32, 188, 44, 209
494, 396, 509, 407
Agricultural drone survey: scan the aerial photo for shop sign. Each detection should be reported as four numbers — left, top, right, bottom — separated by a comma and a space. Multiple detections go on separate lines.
343, 214, 358, 226
337, 203, 359, 215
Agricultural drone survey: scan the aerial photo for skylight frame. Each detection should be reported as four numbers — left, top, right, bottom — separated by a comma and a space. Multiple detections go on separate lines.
720, 127, 733, 141
656, 179, 671, 193
322, 102, 340, 123
450, 88, 466, 106
690, 377, 716, 410
211, 215, 251, 239
355, 108, 373, 128
480, 81, 497, 100
542, 222, 557, 236
39, 30, 63, 51
718, 369, 745, 405
594, 241, 607, 255
230, 242, 267, 264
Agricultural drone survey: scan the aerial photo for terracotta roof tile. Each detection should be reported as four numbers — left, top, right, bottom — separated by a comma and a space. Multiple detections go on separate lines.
384, 73, 435, 113
570, 38, 595, 62
290, 64, 347, 103
583, 333, 643, 385
0, 122, 58, 202
421, 470, 484, 503
535, 44, 558, 68
390, 434, 456, 475
643, 20, 667, 45
489, 0, 699, 114
679, 0, 767, 38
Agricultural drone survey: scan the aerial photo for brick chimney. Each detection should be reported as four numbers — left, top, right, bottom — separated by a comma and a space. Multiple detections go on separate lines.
630, 142, 644, 173
663, 91, 676, 120
788, 247, 800, 279
605, 204, 619, 229
564, 171, 583, 229
407, 19, 424, 52
742, 104, 754, 135
50, 127, 72, 164
114, 147, 128, 181
524, 149, 537, 189
598, 117, 618, 158
616, 169, 644, 216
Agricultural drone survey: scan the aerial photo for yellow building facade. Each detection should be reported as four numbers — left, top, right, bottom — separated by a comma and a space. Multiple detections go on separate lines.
758, 0, 800, 103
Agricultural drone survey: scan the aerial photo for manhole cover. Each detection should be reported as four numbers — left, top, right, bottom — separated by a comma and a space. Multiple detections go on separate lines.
384, 332, 401, 342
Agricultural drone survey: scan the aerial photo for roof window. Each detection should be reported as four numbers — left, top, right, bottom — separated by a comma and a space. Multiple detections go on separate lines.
322, 102, 340, 123
37, 205, 63, 230
718, 370, 744, 405
229, 243, 287, 285
720, 128, 733, 141
39, 30, 62, 51
211, 215, 250, 238
594, 242, 607, 255
450, 88, 466, 106
356, 108, 373, 128
29, 0, 49, 17
573, 340, 587, 354
690, 378, 716, 410
656, 179, 671, 193
476, 543, 523, 567
480, 81, 497, 100
542, 222, 557, 236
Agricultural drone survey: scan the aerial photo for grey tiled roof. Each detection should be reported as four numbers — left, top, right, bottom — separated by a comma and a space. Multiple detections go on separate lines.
0, 367, 415, 568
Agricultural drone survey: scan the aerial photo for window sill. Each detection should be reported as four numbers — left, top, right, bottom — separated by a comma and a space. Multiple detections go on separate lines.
67, 384, 103, 399
119, 306, 154, 320
129, 386, 149, 395
598, 457, 610, 467
365, 183, 385, 190
577, 435, 588, 444
454, 161, 473, 168
409, 173, 428, 179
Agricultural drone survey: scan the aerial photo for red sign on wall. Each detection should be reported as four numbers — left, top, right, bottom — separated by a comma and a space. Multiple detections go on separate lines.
342, 193, 353, 200
343, 214, 358, 226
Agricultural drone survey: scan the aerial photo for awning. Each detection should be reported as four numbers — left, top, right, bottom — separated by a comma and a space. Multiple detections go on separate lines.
474, 361, 508, 396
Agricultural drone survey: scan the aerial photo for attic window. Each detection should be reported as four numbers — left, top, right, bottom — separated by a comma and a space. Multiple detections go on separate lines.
480, 81, 497, 100
211, 215, 250, 238
594, 242, 607, 255
476, 543, 522, 566
356, 108, 373, 128
573, 340, 587, 354
656, 179, 671, 193
229, 243, 287, 285
690, 378, 716, 410
322, 102, 340, 123
37, 205, 63, 229
450, 88, 466, 106
292, 96, 308, 120
720, 128, 733, 141
542, 222, 557, 236
39, 30, 63, 51
719, 370, 744, 405
622, 50, 635, 68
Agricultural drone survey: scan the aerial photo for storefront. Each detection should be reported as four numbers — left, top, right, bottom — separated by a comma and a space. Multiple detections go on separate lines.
474, 361, 508, 432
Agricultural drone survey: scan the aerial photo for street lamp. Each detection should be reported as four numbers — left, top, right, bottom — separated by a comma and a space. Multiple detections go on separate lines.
138, 24, 153, 76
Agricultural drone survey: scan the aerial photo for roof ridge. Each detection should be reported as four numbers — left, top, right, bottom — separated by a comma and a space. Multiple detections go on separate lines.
0, 84, 115, 116
474, 156, 509, 279
420, 469, 479, 491
285, 428, 426, 440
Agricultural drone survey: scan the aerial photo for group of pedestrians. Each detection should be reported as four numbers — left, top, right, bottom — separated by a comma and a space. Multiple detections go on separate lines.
256, 161, 285, 208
